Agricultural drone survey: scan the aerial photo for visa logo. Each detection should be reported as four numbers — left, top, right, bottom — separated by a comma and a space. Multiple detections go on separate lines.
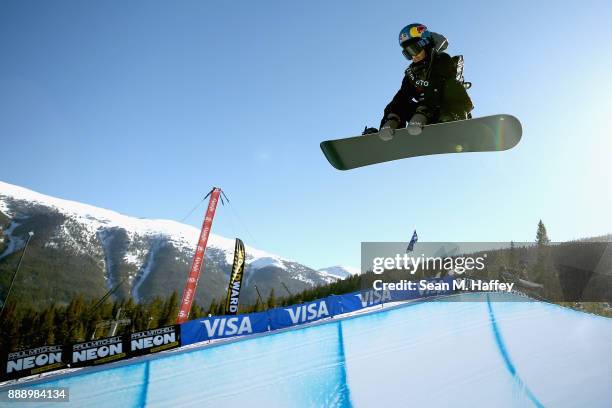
287, 301, 329, 324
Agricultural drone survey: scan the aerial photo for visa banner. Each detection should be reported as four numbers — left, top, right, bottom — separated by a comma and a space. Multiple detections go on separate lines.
181, 311, 270, 344
269, 298, 334, 330
179, 277, 458, 347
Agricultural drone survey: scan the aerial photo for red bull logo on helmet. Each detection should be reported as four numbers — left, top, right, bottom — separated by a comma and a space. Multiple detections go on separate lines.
409, 24, 427, 38
399, 23, 429, 45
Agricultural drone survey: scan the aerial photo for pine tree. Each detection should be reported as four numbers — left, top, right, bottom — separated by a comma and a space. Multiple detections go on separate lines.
253, 298, 263, 312
130, 303, 147, 331
40, 306, 56, 345
148, 297, 164, 326
536, 220, 550, 246
0, 301, 20, 352
509, 241, 518, 269
214, 301, 225, 316
267, 288, 276, 309
206, 298, 218, 316
189, 300, 203, 319
123, 297, 135, 315
160, 291, 179, 325
532, 220, 561, 298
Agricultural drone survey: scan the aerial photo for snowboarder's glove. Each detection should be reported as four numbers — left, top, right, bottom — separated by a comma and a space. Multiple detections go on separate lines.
362, 126, 378, 135
381, 113, 401, 131
378, 113, 400, 141
407, 113, 428, 135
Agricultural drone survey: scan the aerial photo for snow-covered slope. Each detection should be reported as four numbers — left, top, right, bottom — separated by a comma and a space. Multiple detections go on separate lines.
317, 265, 360, 280
0, 181, 279, 262
0, 181, 336, 307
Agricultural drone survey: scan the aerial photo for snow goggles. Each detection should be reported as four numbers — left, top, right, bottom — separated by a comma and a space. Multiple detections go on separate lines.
401, 39, 426, 59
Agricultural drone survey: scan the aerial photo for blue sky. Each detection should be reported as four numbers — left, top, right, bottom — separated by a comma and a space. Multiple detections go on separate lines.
1, 0, 611, 269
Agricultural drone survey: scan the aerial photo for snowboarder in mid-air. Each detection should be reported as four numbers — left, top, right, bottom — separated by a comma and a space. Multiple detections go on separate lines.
364, 23, 474, 139
319, 22, 521, 170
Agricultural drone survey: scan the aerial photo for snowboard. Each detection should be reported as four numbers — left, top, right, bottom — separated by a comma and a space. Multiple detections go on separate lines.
320, 114, 522, 171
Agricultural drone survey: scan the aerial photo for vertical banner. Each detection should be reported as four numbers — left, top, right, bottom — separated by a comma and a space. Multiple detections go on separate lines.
406, 230, 418, 252
225, 238, 246, 315
177, 187, 222, 323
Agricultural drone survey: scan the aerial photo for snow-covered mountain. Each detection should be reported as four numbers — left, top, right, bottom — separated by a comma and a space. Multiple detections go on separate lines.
318, 265, 360, 280
0, 181, 347, 309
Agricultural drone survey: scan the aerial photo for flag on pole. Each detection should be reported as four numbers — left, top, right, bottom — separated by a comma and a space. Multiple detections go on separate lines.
406, 230, 418, 252
177, 187, 222, 323
225, 238, 246, 315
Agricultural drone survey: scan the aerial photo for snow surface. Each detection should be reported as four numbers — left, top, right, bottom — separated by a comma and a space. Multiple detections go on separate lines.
4, 293, 611, 407
318, 265, 360, 280
131, 238, 165, 302
0, 180, 301, 269
249, 256, 285, 270
0, 220, 23, 261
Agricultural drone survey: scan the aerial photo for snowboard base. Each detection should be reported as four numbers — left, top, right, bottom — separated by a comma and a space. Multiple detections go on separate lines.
320, 114, 522, 170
